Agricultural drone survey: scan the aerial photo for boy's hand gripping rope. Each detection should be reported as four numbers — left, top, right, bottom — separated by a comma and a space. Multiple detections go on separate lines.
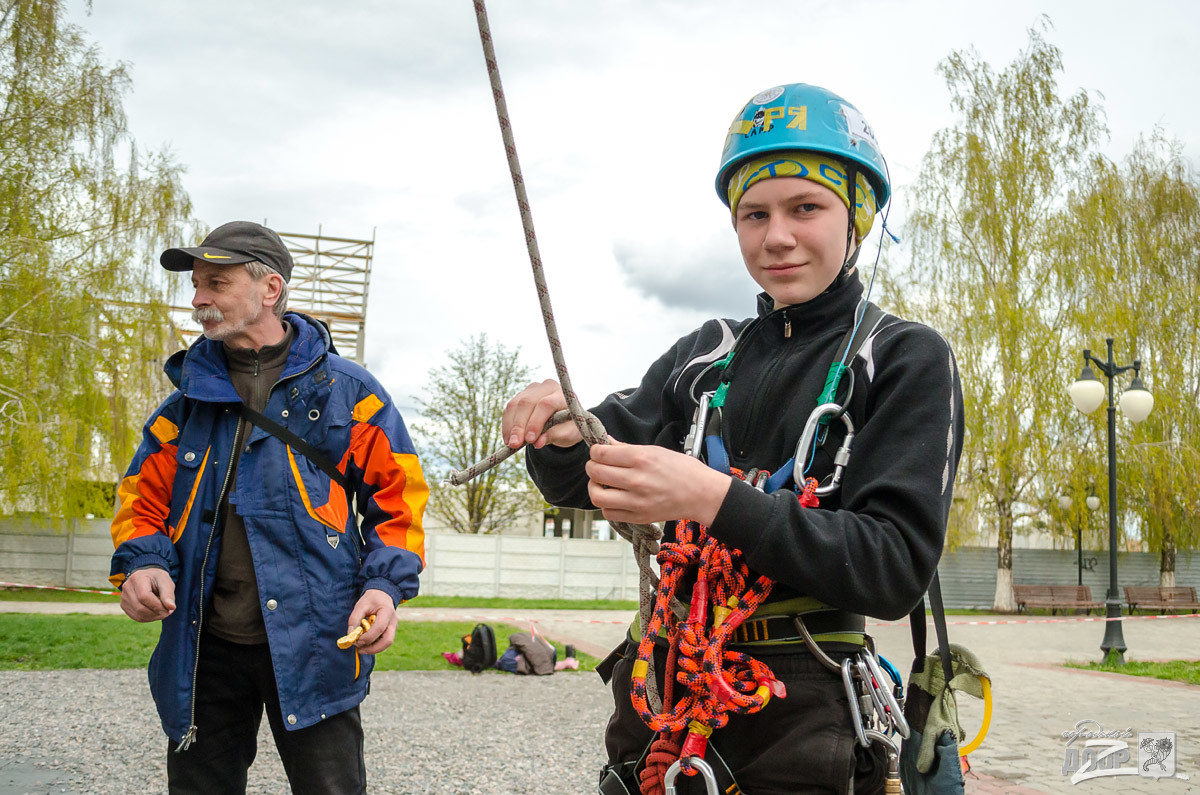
465, 0, 679, 713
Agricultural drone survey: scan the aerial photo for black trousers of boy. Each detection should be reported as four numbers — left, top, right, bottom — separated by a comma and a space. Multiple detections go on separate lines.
602, 638, 887, 795
166, 632, 366, 795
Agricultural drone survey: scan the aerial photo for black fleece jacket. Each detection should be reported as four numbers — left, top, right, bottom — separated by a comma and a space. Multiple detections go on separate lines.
527, 274, 964, 621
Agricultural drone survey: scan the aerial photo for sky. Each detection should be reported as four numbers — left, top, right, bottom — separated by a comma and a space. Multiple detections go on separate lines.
67, 0, 1200, 421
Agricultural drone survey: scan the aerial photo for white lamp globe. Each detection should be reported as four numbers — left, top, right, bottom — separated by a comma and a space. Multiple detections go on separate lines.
1120, 376, 1154, 423
1070, 367, 1105, 414
1058, 495, 1073, 512
1086, 495, 1101, 511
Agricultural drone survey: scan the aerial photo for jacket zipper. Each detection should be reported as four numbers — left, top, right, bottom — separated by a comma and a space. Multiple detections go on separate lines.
177, 416, 244, 752
721, 309, 790, 466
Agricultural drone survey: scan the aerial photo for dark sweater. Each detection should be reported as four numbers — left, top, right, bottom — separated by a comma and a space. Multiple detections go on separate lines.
207, 322, 296, 643
526, 274, 964, 620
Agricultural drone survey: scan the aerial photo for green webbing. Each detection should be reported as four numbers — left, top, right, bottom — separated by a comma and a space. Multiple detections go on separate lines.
816, 362, 846, 425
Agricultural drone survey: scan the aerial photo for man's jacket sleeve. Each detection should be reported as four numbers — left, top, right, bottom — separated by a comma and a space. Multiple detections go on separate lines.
345, 384, 429, 605
110, 395, 184, 588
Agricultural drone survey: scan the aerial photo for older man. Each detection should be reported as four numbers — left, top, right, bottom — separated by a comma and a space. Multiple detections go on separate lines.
110, 221, 428, 794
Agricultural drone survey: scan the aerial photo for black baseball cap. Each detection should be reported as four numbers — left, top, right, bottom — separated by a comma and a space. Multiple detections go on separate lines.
160, 221, 294, 282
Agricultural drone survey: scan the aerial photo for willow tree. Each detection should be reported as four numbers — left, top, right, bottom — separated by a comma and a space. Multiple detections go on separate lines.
1, 0, 193, 519
414, 335, 546, 534
1053, 136, 1200, 585
902, 21, 1106, 611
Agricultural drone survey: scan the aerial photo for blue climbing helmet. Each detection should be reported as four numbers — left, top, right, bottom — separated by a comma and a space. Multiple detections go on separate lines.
715, 83, 890, 212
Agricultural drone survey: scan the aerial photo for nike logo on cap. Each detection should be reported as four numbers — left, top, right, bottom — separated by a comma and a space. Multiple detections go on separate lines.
203, 253, 231, 259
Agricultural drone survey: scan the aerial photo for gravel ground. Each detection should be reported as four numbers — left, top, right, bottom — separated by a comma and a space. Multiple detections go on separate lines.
0, 669, 614, 794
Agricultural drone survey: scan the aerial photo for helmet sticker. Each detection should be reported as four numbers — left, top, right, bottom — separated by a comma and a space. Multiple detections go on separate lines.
839, 104, 879, 149
751, 86, 785, 105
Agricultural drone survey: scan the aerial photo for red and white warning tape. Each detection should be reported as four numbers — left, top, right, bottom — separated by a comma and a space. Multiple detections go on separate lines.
1, 581, 118, 596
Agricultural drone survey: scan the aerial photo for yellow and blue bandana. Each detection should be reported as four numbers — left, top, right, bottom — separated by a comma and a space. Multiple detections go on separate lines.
727, 152, 878, 240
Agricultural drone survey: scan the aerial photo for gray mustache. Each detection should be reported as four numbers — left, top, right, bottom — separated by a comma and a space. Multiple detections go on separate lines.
192, 307, 224, 323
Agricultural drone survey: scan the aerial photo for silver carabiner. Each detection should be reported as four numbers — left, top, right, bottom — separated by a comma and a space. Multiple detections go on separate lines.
860, 650, 910, 739
793, 402, 855, 496
683, 391, 713, 459
664, 757, 719, 795
840, 657, 869, 747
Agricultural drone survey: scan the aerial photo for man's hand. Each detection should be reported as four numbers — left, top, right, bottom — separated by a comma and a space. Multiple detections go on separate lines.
585, 440, 732, 526
347, 589, 397, 655
501, 379, 582, 450
120, 567, 176, 623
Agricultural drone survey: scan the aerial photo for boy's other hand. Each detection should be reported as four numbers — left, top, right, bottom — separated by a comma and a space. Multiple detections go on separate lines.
585, 440, 731, 526
502, 379, 582, 450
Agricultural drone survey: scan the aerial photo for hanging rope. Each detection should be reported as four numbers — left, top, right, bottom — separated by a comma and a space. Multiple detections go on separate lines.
467, 0, 676, 713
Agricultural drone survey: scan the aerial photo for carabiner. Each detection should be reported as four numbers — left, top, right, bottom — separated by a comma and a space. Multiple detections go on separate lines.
793, 403, 855, 496
664, 757, 719, 795
684, 391, 713, 459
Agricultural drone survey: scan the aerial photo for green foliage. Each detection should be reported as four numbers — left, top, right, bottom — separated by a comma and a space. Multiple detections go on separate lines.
1053, 135, 1200, 569
897, 20, 1106, 595
0, 0, 194, 518
414, 334, 547, 534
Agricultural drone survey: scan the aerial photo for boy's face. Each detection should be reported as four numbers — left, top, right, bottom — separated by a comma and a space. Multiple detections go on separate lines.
734, 177, 851, 307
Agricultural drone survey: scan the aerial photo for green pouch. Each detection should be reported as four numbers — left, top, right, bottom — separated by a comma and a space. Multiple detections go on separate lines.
899, 643, 988, 793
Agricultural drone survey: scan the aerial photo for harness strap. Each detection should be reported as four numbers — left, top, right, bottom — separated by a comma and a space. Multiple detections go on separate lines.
234, 402, 348, 489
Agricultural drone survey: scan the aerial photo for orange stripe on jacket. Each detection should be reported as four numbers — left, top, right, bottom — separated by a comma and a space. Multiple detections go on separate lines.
288, 445, 349, 533
348, 423, 427, 561
169, 447, 210, 542
111, 444, 179, 549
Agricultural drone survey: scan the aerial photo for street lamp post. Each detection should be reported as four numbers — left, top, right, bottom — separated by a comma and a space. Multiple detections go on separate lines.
1069, 338, 1153, 664
1058, 490, 1101, 587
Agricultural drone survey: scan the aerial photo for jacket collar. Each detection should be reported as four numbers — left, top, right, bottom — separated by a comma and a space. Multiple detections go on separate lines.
755, 271, 865, 335
164, 312, 335, 401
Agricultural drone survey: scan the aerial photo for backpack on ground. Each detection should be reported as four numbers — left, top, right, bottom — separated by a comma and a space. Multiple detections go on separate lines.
460, 623, 497, 673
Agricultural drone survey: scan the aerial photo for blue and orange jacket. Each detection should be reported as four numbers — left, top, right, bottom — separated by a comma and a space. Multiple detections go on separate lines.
110, 312, 428, 745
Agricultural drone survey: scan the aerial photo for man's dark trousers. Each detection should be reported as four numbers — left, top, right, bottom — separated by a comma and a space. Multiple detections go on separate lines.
166, 632, 366, 794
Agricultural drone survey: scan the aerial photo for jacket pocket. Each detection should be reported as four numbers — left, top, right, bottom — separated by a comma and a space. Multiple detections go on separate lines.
169, 446, 210, 543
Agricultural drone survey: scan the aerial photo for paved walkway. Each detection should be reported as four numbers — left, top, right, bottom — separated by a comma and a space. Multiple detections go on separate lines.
4, 601, 1198, 793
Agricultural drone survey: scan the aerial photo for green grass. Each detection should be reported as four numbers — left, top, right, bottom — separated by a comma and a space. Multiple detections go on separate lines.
0, 613, 598, 672
0, 585, 120, 602
1065, 658, 1200, 687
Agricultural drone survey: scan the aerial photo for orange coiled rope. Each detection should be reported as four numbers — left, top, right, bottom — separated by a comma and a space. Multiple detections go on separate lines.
631, 472, 820, 791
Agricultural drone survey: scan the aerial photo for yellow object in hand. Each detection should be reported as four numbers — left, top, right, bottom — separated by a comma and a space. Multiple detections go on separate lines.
337, 615, 376, 649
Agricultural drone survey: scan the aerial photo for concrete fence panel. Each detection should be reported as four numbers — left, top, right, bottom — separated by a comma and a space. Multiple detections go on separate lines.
2, 518, 1196, 608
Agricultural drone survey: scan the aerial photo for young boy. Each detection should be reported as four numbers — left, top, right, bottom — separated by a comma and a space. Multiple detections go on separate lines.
503, 83, 963, 794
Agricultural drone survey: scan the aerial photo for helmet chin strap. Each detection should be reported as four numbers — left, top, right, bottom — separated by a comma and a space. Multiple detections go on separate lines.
822, 165, 860, 295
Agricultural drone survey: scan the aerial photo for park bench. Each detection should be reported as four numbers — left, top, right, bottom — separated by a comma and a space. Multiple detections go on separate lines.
1013, 584, 1103, 615
1123, 585, 1200, 615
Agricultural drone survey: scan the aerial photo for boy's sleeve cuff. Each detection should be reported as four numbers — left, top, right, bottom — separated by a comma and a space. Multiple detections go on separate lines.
707, 477, 776, 555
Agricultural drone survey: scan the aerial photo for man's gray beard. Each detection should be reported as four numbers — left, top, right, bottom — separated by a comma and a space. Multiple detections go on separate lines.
193, 306, 257, 341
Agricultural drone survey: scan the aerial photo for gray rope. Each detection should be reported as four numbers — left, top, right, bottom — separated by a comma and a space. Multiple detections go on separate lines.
469, 0, 675, 711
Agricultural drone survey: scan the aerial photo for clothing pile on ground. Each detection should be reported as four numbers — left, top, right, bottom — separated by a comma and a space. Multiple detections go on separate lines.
443, 623, 578, 673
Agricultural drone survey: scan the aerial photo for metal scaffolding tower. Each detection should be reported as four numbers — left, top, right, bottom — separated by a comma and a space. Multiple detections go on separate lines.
164, 227, 375, 364
279, 228, 375, 364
